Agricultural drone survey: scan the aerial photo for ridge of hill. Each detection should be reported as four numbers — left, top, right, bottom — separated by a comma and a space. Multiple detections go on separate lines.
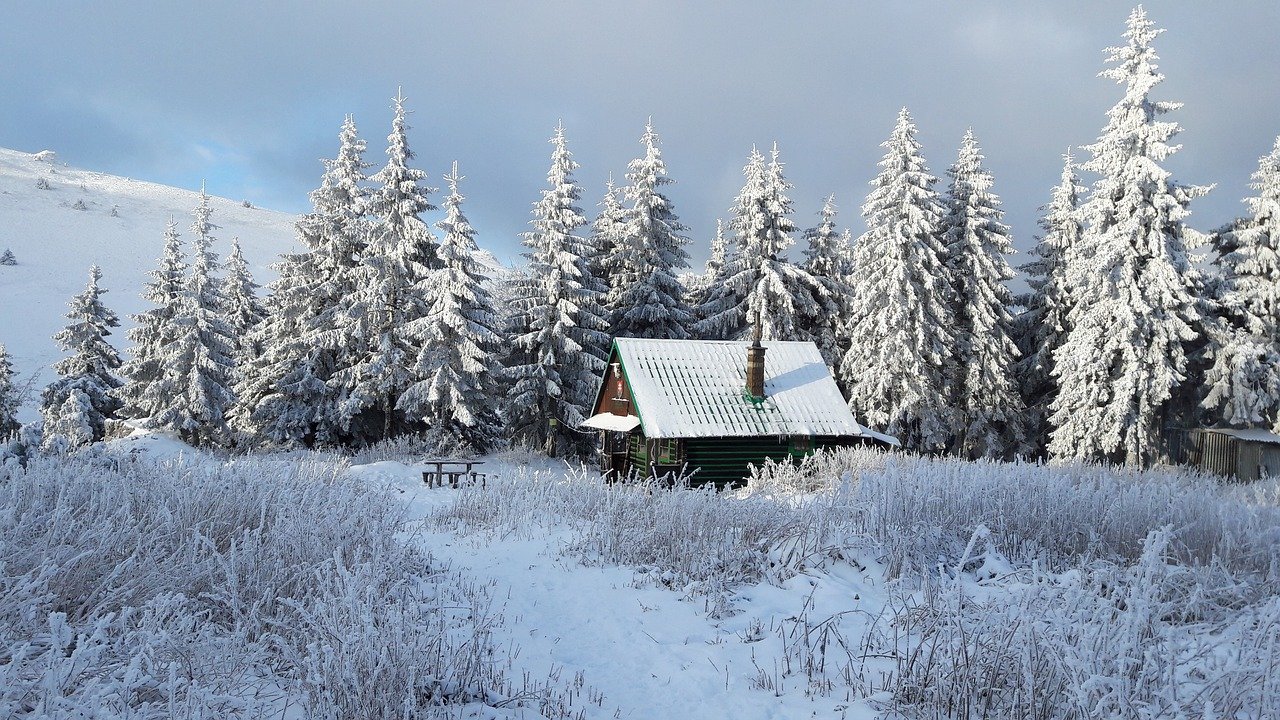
0, 148, 300, 420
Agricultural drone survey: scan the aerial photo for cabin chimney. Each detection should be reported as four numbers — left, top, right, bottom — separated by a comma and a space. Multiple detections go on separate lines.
746, 309, 766, 400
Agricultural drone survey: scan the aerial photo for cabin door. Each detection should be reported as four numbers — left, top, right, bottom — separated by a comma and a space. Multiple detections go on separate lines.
603, 431, 632, 481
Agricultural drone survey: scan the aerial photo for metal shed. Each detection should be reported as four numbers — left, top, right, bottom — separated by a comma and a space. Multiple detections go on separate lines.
1165, 427, 1280, 481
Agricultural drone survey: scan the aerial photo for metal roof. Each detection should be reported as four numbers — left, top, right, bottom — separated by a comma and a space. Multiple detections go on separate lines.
605, 337, 898, 444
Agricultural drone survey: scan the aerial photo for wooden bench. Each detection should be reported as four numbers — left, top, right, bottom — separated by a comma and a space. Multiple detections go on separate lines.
422, 459, 487, 488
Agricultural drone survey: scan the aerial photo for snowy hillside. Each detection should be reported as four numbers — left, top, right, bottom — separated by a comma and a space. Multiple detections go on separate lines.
0, 148, 300, 419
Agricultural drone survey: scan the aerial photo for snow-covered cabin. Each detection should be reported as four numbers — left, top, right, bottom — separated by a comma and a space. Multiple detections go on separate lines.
580, 337, 897, 486
1166, 427, 1280, 481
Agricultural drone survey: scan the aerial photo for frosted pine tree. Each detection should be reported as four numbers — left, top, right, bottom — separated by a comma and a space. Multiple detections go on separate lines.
117, 220, 187, 423
401, 163, 504, 453
695, 145, 824, 341
802, 195, 854, 369
687, 218, 731, 335
943, 130, 1026, 459
1049, 8, 1209, 466
334, 92, 436, 443
607, 121, 693, 339
144, 194, 238, 445
42, 390, 94, 454
222, 238, 265, 354
840, 109, 956, 451
505, 124, 608, 456
582, 176, 626, 360
0, 344, 21, 440
1202, 137, 1280, 429
41, 265, 123, 446
1016, 151, 1085, 454
234, 116, 370, 446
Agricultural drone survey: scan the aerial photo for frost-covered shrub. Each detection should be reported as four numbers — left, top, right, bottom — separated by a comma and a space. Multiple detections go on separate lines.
886, 529, 1280, 719
849, 450, 1280, 579
0, 454, 575, 718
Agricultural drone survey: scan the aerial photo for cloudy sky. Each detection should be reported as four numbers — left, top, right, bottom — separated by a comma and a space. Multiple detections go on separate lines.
3, 2, 1277, 267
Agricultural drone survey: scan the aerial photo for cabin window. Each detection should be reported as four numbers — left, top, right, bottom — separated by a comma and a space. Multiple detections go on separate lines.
655, 439, 682, 464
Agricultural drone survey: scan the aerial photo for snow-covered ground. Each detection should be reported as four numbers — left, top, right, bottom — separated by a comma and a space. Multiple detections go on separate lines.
4, 439, 1278, 718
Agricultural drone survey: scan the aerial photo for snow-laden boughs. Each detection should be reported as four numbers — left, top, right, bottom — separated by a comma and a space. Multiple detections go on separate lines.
117, 220, 188, 426
688, 218, 733, 337
0, 344, 22, 440
605, 121, 694, 340
942, 129, 1026, 459
1202, 136, 1280, 430
1016, 150, 1085, 456
400, 163, 504, 453
221, 238, 265, 354
840, 109, 957, 452
1050, 8, 1210, 466
695, 145, 824, 342
504, 124, 608, 457
146, 192, 238, 446
40, 265, 122, 449
802, 195, 854, 370
582, 176, 625, 361
234, 115, 371, 447
331, 92, 437, 443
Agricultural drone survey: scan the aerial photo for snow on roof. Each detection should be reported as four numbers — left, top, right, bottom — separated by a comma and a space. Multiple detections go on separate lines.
610, 337, 898, 444
1204, 427, 1280, 445
581, 413, 642, 432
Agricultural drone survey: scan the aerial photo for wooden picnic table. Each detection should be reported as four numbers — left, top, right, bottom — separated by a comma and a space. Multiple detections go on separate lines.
421, 459, 487, 488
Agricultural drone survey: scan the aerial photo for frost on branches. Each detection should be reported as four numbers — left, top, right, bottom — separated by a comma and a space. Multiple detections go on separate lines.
605, 121, 694, 340
840, 109, 956, 452
943, 129, 1026, 459
117, 220, 188, 428
1017, 150, 1085, 455
234, 115, 371, 447
401, 163, 504, 453
1203, 136, 1280, 430
694, 145, 824, 342
150, 191, 238, 446
802, 195, 854, 371
40, 265, 123, 449
0, 344, 18, 440
505, 124, 608, 457
222, 238, 265, 354
688, 218, 734, 337
332, 92, 437, 444
1050, 8, 1209, 467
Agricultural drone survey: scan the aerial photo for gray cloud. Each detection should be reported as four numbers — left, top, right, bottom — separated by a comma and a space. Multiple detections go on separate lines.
2, 1, 1276, 266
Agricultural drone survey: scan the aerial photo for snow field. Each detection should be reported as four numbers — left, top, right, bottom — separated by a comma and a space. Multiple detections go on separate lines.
411, 447, 1280, 719
0, 448, 588, 719
3, 441, 1277, 718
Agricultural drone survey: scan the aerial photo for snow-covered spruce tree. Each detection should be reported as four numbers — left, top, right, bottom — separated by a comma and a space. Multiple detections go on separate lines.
0, 248, 15, 265
144, 192, 238, 446
117, 219, 188, 425
1049, 8, 1209, 467
0, 343, 20, 440
695, 145, 824, 341
40, 265, 123, 447
222, 238, 265, 354
233, 115, 370, 447
686, 218, 730, 335
802, 195, 854, 370
1202, 136, 1280, 430
400, 163, 504, 453
42, 389, 94, 454
333, 92, 437, 444
606, 121, 693, 340
942, 129, 1027, 459
1016, 150, 1086, 455
580, 176, 626, 362
505, 124, 608, 457
840, 108, 957, 452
